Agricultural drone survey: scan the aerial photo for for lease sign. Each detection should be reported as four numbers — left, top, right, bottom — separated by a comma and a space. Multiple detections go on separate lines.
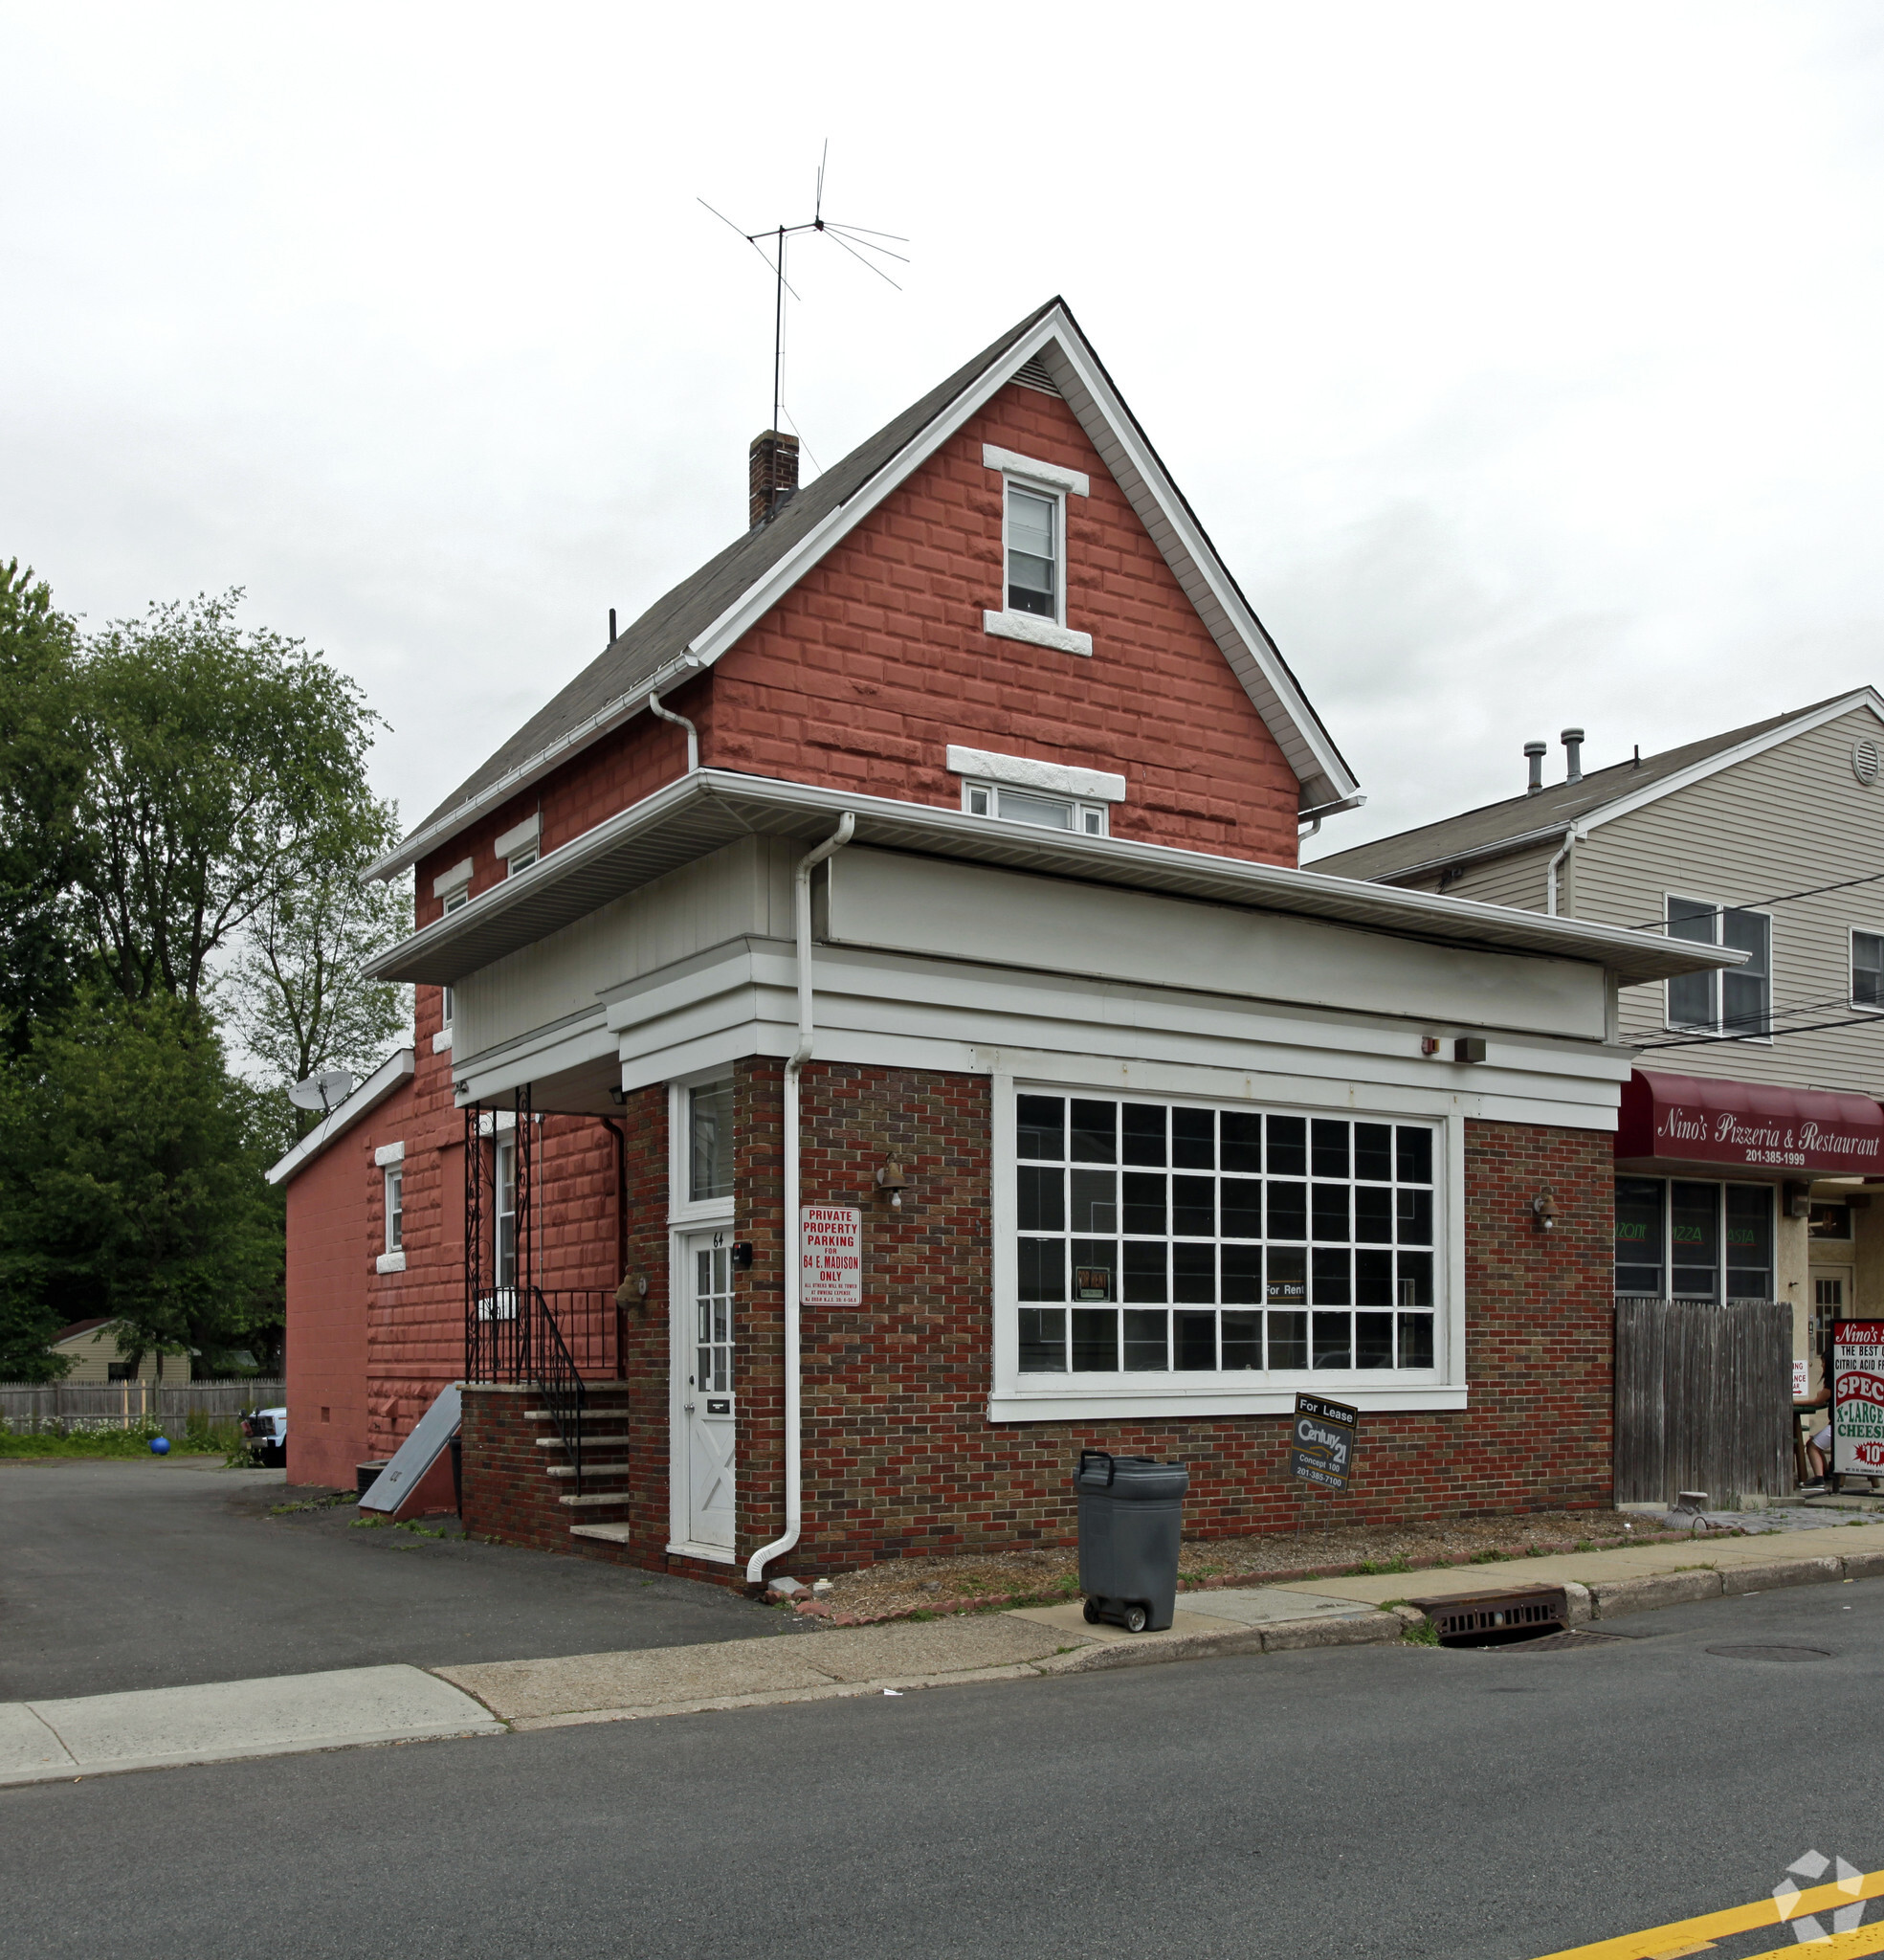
801, 1205, 861, 1306
1833, 1321, 1884, 1477
1291, 1392, 1358, 1494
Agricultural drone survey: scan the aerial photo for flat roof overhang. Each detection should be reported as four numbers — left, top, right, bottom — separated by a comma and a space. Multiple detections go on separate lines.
363, 770, 1748, 991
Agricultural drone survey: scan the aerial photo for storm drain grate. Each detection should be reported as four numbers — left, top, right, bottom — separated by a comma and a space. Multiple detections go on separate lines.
1410, 1585, 1569, 1646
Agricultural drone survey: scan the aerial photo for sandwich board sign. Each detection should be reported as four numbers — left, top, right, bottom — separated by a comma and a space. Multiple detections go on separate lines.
1832, 1321, 1884, 1479
1291, 1393, 1358, 1494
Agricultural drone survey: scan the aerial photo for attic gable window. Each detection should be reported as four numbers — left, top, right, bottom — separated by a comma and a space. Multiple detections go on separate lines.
1007, 486, 1057, 618
946, 746, 1126, 843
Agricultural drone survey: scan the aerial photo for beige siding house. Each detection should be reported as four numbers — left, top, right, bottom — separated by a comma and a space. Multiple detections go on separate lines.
1313, 690, 1884, 1374
49, 1319, 181, 1384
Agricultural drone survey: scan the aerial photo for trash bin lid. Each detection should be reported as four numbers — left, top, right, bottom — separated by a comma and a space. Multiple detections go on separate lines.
1075, 1452, 1188, 1499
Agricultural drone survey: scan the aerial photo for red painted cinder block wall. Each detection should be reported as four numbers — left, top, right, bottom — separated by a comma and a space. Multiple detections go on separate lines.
282, 1130, 372, 1491
410, 378, 1303, 924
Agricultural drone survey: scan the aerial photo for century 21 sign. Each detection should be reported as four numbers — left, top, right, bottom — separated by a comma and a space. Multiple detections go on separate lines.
1291, 1393, 1358, 1494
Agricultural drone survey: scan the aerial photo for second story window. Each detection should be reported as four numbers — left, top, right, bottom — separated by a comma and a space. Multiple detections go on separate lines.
964, 779, 1106, 836
1854, 930, 1884, 1010
385, 1169, 404, 1255
1006, 484, 1059, 620
1666, 897, 1770, 1038
441, 884, 469, 915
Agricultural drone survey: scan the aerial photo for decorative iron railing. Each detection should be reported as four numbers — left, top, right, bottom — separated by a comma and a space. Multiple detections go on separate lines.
529, 1287, 588, 1493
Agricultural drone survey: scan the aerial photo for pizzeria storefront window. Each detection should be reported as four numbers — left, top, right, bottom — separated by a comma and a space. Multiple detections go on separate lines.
1614, 1176, 1774, 1301
1014, 1092, 1439, 1376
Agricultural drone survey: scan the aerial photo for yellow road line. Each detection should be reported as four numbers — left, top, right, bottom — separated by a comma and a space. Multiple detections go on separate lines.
1529, 1868, 1884, 1960
1738, 1926, 1884, 1960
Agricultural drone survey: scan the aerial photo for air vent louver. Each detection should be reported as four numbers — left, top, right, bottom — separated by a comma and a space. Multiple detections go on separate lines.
1854, 738, 1881, 788
1013, 356, 1060, 396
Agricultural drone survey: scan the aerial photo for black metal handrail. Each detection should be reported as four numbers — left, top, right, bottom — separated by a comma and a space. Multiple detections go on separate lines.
530, 1285, 588, 1495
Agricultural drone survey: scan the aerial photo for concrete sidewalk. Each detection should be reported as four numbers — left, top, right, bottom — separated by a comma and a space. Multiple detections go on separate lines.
10, 1517, 1884, 1786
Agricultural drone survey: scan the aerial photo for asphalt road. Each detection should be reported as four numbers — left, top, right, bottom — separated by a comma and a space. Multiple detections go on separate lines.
0, 1458, 791, 1700
8, 1579, 1884, 1960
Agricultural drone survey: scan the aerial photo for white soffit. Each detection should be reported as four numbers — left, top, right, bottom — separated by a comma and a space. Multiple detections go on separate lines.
493, 813, 541, 860
946, 744, 1126, 802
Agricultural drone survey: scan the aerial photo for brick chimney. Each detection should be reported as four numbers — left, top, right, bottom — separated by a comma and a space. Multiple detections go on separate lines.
748, 430, 800, 529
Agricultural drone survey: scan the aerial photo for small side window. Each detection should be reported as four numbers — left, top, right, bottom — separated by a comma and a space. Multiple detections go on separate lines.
1006, 483, 1059, 620
441, 884, 470, 915
507, 847, 538, 876
385, 1169, 404, 1254
1855, 930, 1884, 1009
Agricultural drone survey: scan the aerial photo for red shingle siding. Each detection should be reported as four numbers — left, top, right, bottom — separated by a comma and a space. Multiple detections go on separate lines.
282, 1126, 374, 1490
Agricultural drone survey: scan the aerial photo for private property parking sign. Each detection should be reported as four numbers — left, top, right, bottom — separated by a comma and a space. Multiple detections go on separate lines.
801, 1205, 862, 1306
1832, 1321, 1884, 1478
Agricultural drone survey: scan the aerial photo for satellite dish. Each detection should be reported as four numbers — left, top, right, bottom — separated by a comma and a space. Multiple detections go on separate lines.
289, 1069, 357, 1114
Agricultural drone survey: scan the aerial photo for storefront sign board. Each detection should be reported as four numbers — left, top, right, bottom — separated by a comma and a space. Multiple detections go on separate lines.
1291, 1392, 1358, 1493
801, 1205, 861, 1306
1616, 1070, 1884, 1175
1832, 1321, 1884, 1478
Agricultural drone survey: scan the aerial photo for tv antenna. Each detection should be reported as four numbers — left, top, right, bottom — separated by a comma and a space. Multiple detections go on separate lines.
700, 142, 908, 447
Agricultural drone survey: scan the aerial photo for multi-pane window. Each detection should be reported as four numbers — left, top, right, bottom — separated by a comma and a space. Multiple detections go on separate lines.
963, 780, 1106, 835
384, 1169, 404, 1255
494, 1139, 518, 1288
1613, 1176, 1773, 1300
1666, 898, 1770, 1036
1854, 930, 1884, 1010
695, 1242, 733, 1393
1006, 484, 1059, 619
690, 1080, 735, 1203
1014, 1093, 1438, 1375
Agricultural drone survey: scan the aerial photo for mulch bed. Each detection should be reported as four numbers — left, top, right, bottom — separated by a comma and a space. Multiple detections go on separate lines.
773, 1509, 1702, 1626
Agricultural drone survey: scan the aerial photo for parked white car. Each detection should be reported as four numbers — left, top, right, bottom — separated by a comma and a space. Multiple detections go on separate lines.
240, 1406, 287, 1467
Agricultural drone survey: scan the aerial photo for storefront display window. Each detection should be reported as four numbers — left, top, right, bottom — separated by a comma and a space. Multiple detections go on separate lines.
1015, 1092, 1439, 1376
1613, 1177, 1774, 1301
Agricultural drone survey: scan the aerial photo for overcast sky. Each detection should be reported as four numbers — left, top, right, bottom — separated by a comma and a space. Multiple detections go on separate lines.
6, 3, 1882, 858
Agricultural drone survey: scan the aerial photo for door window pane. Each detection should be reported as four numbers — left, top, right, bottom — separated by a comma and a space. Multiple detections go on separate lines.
690, 1080, 735, 1201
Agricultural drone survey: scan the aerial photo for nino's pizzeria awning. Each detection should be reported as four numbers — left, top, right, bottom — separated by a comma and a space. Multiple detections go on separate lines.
1616, 1069, 1884, 1178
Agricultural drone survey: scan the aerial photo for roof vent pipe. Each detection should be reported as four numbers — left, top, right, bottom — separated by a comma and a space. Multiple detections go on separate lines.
1561, 727, 1585, 785
1524, 741, 1547, 795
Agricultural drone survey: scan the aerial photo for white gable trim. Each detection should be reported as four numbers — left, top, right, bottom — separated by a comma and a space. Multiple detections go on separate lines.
265, 1049, 416, 1186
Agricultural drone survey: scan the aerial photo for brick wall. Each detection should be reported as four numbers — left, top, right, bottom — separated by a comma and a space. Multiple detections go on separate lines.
411, 377, 1304, 924
282, 1127, 372, 1490
718, 1063, 1613, 1576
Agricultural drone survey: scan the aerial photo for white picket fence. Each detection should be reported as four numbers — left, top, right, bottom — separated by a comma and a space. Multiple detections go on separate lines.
0, 1379, 284, 1433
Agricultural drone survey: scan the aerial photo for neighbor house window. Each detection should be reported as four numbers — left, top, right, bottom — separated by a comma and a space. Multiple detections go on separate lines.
1854, 930, 1884, 1009
963, 780, 1106, 836
690, 1080, 735, 1203
507, 846, 538, 875
1005, 483, 1059, 620
1666, 898, 1770, 1036
385, 1169, 404, 1254
1808, 1201, 1853, 1241
1614, 1177, 1773, 1300
1013, 1093, 1439, 1376
442, 884, 470, 915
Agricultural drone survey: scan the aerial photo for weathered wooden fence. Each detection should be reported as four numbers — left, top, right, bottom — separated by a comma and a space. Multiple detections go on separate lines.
0, 1380, 284, 1433
1613, 1298, 1792, 1505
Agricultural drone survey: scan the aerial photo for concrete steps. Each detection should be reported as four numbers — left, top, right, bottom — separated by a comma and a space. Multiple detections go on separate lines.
508, 1390, 636, 1537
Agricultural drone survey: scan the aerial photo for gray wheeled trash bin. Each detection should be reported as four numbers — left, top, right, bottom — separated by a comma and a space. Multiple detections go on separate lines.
1075, 1450, 1188, 1633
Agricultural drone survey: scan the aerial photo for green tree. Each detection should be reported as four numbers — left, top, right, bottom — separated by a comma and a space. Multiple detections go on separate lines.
72, 590, 384, 1005
0, 992, 283, 1376
0, 561, 88, 1049
227, 810, 412, 1135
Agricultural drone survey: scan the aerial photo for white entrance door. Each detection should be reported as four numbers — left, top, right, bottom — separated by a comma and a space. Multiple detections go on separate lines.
1811, 1266, 1854, 1365
676, 1231, 736, 1552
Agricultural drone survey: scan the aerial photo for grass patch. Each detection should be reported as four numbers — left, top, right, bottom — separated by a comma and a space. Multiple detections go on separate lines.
0, 1427, 219, 1459
347, 1514, 449, 1539
1400, 1617, 1440, 1646
1524, 1546, 1551, 1558
1354, 1556, 1414, 1575
270, 1493, 355, 1515
1469, 1548, 1514, 1564
1574, 1540, 1599, 1553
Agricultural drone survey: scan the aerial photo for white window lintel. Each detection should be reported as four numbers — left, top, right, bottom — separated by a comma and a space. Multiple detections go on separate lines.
983, 444, 1090, 498
983, 610, 1093, 658
946, 745, 1125, 804
374, 1141, 405, 1168
432, 858, 473, 901
432, 1028, 454, 1054
494, 813, 541, 861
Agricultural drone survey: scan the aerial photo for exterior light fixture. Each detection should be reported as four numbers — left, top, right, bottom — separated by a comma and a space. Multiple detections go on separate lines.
1453, 1036, 1487, 1063
876, 1161, 909, 1209
608, 1086, 628, 1106
1421, 1036, 1441, 1057
1532, 1191, 1556, 1231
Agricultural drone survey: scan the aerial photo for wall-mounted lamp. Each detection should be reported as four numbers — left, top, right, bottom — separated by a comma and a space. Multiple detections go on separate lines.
1532, 1190, 1556, 1231
608, 1086, 627, 1106
731, 1241, 754, 1270
876, 1161, 909, 1209
1421, 1036, 1441, 1057
615, 1273, 651, 1311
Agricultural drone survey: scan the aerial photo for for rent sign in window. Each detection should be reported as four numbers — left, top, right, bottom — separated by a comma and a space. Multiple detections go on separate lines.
801, 1205, 862, 1306
1833, 1321, 1884, 1478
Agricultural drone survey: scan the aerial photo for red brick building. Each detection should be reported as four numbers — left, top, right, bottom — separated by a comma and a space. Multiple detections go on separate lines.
272, 300, 1728, 1582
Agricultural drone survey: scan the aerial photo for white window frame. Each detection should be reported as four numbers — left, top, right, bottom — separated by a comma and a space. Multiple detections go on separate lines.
988, 1077, 1465, 1421
1851, 925, 1884, 1013
441, 885, 470, 915
383, 1168, 404, 1255
668, 1072, 738, 1228
506, 847, 539, 876
1663, 894, 1773, 1042
982, 455, 1094, 657
962, 778, 1108, 837
432, 857, 472, 918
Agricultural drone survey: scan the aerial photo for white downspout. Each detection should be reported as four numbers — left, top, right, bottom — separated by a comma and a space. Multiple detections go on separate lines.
648, 689, 699, 772
745, 811, 855, 1589
1545, 823, 1585, 917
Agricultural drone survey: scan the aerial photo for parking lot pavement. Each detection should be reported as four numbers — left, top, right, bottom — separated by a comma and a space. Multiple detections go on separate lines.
0, 1459, 794, 1702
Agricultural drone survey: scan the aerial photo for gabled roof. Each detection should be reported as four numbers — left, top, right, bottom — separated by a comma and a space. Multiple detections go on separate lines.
1308, 690, 1884, 885
368, 298, 1360, 881
265, 1048, 416, 1186
52, 1317, 115, 1348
